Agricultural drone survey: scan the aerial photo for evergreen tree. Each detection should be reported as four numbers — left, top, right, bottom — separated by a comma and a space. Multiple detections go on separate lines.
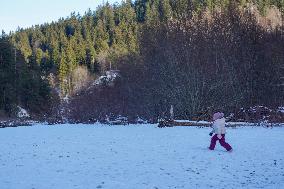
257, 0, 270, 15
59, 50, 69, 96
0, 36, 17, 114
11, 31, 32, 62
1, 34, 50, 116
135, 0, 147, 22
158, 0, 172, 22
171, 0, 191, 19
145, 0, 160, 25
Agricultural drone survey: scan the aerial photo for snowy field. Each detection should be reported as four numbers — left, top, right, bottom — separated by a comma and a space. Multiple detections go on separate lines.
0, 124, 284, 189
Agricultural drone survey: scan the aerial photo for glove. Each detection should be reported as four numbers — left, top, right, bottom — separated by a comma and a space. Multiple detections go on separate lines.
209, 132, 213, 136
217, 134, 222, 139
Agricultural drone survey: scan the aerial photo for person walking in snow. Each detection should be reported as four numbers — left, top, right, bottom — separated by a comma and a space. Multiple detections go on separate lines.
208, 112, 233, 152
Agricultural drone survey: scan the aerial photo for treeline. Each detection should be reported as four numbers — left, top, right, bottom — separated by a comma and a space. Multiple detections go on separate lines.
1, 0, 283, 120
8, 0, 284, 97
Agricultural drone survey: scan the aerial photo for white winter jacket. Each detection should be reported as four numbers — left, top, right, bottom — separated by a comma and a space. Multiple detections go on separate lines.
211, 117, 226, 134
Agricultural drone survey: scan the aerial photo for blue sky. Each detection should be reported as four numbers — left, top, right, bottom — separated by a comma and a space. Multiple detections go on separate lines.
0, 0, 118, 33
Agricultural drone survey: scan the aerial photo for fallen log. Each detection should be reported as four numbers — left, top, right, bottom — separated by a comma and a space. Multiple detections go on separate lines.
158, 120, 211, 128
157, 120, 261, 128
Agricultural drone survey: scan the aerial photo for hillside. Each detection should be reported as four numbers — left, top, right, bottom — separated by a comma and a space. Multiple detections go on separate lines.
0, 0, 283, 122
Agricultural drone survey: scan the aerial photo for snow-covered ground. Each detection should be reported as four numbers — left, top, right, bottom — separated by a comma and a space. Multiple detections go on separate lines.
0, 124, 283, 189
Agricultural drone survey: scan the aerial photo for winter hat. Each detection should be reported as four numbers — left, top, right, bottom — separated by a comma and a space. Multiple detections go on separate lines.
213, 112, 224, 121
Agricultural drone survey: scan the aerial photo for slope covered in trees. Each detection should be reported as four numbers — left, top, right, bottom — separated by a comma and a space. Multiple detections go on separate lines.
70, 3, 284, 122
0, 32, 51, 118
1, 0, 283, 121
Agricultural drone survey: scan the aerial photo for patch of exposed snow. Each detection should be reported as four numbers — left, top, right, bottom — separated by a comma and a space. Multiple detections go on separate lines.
278, 107, 284, 113
17, 106, 30, 118
94, 70, 120, 86
136, 117, 148, 124
62, 95, 69, 102
249, 106, 272, 113
106, 115, 128, 125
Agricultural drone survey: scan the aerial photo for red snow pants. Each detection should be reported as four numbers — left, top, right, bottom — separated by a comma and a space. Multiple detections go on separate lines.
209, 134, 232, 151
